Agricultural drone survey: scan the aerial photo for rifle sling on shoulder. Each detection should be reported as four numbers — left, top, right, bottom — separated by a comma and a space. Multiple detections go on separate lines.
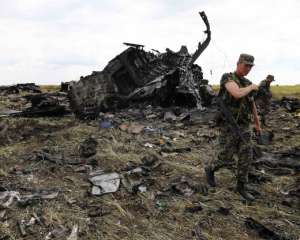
217, 97, 260, 156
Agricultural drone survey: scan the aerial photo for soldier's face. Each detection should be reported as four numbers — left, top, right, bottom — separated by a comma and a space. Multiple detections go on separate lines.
237, 63, 253, 76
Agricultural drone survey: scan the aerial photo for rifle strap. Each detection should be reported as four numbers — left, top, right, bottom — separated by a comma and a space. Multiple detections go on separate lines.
235, 98, 245, 122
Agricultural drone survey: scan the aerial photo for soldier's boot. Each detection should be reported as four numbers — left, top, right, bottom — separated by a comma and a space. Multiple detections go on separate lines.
205, 166, 216, 187
237, 181, 255, 201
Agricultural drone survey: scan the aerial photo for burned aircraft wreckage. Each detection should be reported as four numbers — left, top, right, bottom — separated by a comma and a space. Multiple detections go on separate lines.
69, 12, 214, 119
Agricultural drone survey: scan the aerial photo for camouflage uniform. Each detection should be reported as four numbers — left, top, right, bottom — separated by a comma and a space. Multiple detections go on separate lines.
209, 72, 253, 184
256, 79, 272, 125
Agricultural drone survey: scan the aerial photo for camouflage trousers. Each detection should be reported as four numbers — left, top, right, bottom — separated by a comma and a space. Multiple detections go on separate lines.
256, 97, 271, 125
209, 124, 253, 184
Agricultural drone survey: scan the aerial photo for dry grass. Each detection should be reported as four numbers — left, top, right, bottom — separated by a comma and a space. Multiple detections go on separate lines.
40, 85, 60, 92
271, 85, 300, 99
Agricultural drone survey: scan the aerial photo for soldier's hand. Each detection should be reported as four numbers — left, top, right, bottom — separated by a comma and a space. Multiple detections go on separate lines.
251, 84, 259, 91
255, 124, 262, 136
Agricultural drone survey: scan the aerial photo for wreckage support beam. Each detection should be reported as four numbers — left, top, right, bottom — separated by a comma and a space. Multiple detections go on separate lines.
191, 11, 211, 64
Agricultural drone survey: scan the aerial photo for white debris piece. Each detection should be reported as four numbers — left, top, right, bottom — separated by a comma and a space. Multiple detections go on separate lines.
67, 225, 79, 240
89, 172, 120, 195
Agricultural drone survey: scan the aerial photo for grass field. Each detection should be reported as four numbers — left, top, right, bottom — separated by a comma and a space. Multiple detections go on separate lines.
271, 85, 300, 99
40, 85, 60, 92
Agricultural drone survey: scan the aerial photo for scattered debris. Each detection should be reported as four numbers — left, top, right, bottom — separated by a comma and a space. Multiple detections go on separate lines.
0, 234, 10, 240
278, 147, 300, 160
119, 122, 145, 134
154, 192, 169, 211
192, 221, 208, 240
0, 189, 58, 208
281, 177, 300, 200
255, 131, 274, 145
144, 142, 154, 148
184, 204, 203, 214
166, 176, 208, 197
141, 154, 159, 167
89, 172, 120, 195
0, 109, 22, 117
122, 172, 144, 194
254, 149, 300, 172
217, 206, 231, 216
281, 97, 300, 112
87, 206, 111, 218
0, 83, 41, 95
79, 137, 98, 158
67, 225, 79, 240
161, 146, 192, 154
99, 119, 113, 129
164, 111, 177, 121
18, 220, 27, 237
60, 81, 75, 92
245, 217, 294, 240
17, 190, 59, 207
0, 210, 6, 220
247, 170, 271, 184
13, 92, 70, 117
0, 121, 9, 143
32, 149, 65, 165
0, 191, 20, 208
121, 154, 160, 193
45, 225, 68, 240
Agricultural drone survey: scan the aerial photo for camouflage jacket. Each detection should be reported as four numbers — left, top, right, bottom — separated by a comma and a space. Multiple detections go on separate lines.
257, 80, 272, 98
218, 72, 252, 125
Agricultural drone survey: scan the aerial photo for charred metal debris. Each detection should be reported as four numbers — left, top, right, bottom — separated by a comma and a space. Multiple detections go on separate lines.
69, 11, 214, 119
280, 97, 300, 112
0, 83, 41, 95
13, 92, 71, 117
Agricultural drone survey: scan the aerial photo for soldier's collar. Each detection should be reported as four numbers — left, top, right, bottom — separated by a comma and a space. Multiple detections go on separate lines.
233, 72, 244, 80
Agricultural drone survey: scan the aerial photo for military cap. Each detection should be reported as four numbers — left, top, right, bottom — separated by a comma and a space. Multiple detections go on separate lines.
266, 74, 275, 81
238, 53, 255, 66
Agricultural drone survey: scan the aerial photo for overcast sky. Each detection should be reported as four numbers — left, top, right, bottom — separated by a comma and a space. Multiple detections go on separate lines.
0, 0, 299, 85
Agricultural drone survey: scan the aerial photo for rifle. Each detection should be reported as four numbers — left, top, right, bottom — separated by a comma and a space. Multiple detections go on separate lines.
248, 95, 261, 135
249, 94, 274, 145
217, 97, 261, 158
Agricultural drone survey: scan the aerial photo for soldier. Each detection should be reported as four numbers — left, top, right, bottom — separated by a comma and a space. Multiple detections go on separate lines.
205, 53, 260, 201
255, 74, 275, 126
